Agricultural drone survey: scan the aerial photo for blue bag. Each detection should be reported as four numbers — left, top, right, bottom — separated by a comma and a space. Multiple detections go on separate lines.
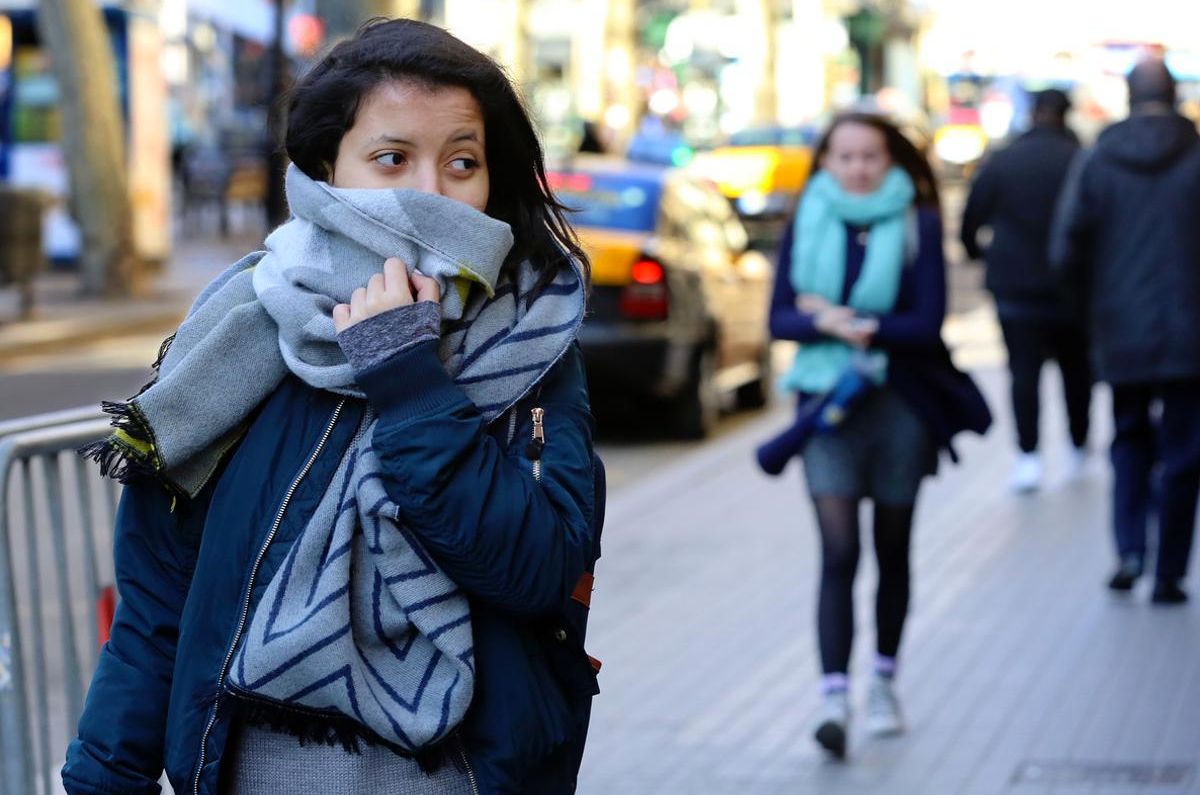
755, 353, 879, 476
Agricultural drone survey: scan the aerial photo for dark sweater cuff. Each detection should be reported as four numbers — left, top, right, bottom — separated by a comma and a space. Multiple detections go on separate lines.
337, 302, 441, 373
355, 339, 468, 420
770, 309, 822, 343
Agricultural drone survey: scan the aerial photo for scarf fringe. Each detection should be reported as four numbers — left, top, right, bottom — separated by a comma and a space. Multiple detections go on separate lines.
232, 695, 456, 774
77, 401, 174, 492
152, 332, 176, 372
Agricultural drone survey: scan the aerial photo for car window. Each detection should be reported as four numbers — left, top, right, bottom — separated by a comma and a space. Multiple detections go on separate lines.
658, 177, 722, 251
698, 184, 749, 252
728, 126, 817, 147
657, 178, 691, 242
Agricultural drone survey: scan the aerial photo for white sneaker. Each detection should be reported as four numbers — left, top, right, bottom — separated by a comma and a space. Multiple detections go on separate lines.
1065, 446, 1088, 481
814, 690, 850, 759
1010, 452, 1042, 494
865, 676, 905, 736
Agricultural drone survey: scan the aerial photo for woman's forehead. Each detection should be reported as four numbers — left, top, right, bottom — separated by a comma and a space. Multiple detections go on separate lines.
828, 122, 887, 152
353, 80, 484, 139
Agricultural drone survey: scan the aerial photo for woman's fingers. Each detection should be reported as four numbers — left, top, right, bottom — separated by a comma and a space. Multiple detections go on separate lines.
365, 273, 388, 313
383, 258, 412, 304
815, 306, 853, 334
334, 258, 438, 332
350, 287, 368, 322
409, 271, 442, 304
332, 303, 351, 333
842, 329, 871, 348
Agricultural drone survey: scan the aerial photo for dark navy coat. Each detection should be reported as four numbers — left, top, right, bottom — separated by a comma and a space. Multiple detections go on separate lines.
62, 339, 602, 795
960, 126, 1080, 306
1049, 112, 1200, 385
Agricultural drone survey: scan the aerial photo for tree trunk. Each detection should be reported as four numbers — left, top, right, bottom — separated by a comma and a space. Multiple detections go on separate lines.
36, 0, 138, 297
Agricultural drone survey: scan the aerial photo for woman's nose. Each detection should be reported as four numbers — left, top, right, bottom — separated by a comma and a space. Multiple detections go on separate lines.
415, 163, 444, 197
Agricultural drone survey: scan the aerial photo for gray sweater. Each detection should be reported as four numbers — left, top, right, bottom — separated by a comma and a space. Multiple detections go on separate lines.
221, 723, 476, 794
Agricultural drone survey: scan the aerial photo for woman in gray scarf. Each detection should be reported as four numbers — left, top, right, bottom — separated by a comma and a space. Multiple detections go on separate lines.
66, 19, 602, 795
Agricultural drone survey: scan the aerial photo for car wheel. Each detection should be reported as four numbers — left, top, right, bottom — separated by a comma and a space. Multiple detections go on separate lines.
672, 346, 719, 439
736, 345, 773, 410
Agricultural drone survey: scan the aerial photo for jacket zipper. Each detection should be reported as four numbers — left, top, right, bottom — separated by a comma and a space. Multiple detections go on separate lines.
507, 406, 519, 445
530, 407, 545, 484
191, 399, 346, 795
457, 733, 481, 795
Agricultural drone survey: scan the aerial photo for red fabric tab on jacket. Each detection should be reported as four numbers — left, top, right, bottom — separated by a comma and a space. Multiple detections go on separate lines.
588, 655, 603, 674
571, 572, 594, 608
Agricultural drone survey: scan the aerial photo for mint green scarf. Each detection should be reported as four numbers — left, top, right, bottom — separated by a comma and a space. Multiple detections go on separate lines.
782, 166, 915, 393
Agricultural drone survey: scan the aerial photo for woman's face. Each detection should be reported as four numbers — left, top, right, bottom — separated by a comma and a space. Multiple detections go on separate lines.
820, 122, 892, 195
331, 80, 490, 213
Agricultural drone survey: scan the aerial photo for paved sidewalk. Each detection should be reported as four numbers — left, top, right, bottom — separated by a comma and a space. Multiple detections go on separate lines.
578, 369, 1200, 795
0, 231, 263, 362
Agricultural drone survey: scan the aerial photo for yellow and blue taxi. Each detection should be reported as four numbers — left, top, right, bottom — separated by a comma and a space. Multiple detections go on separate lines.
549, 156, 773, 438
688, 126, 815, 250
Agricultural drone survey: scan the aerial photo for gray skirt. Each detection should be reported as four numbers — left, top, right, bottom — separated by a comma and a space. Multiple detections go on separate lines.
800, 387, 935, 505
220, 723, 477, 794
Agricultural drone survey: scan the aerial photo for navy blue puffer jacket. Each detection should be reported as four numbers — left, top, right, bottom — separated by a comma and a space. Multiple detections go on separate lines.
62, 339, 603, 795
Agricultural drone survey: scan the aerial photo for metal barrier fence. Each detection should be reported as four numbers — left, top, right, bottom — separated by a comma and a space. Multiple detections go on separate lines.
0, 409, 116, 795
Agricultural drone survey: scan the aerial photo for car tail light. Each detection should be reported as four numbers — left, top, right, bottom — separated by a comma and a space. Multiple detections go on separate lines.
547, 171, 594, 193
619, 258, 668, 321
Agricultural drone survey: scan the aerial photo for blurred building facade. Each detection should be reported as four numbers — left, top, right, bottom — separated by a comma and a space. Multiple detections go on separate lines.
1, 0, 1198, 267
431, 0, 931, 159
0, 0, 172, 265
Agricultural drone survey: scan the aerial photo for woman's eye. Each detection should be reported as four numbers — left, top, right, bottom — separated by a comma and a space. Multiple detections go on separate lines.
449, 157, 479, 172
374, 152, 405, 167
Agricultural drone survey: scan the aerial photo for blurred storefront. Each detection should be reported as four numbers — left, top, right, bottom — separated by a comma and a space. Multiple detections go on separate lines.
0, 0, 170, 265
437, 0, 930, 163
159, 0, 276, 156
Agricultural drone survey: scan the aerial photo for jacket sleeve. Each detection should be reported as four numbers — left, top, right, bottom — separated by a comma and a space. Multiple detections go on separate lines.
959, 160, 996, 262
768, 220, 823, 342
62, 481, 204, 795
356, 340, 595, 617
872, 209, 947, 350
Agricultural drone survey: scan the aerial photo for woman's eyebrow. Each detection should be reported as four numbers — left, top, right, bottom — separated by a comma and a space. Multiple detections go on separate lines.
364, 134, 415, 148
363, 130, 479, 148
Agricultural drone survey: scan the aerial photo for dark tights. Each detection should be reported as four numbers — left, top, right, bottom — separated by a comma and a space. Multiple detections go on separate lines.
814, 496, 915, 675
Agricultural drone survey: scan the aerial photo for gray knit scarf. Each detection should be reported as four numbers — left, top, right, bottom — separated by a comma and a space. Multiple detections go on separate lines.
84, 164, 586, 753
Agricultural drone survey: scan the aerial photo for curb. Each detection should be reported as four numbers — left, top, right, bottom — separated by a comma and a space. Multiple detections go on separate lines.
0, 305, 186, 363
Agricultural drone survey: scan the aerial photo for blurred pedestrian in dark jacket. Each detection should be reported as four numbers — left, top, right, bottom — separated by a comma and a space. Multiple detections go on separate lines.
1050, 59, 1200, 605
962, 89, 1092, 493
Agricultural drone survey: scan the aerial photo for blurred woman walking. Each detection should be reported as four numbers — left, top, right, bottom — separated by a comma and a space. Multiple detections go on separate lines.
767, 112, 988, 759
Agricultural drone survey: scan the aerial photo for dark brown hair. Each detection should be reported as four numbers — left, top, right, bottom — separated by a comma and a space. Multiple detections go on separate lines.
284, 18, 588, 282
810, 112, 941, 210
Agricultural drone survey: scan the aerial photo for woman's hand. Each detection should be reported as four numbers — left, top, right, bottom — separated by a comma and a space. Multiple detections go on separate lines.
814, 306, 877, 348
797, 293, 833, 313
333, 257, 442, 333
813, 305, 853, 336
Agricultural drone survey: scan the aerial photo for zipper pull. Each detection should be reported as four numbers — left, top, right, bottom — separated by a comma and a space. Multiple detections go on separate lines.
527, 407, 545, 460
